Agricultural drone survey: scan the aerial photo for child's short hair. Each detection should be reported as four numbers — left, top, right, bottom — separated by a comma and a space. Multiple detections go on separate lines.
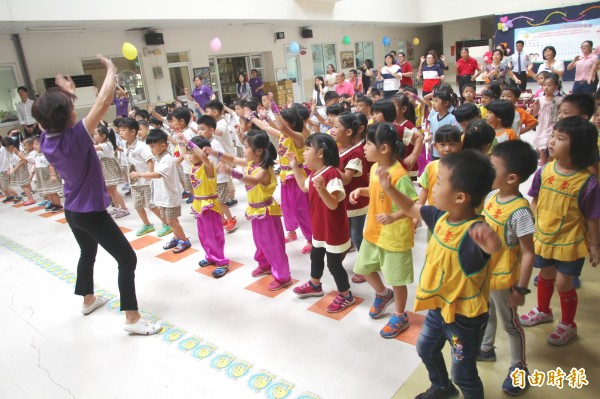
370, 88, 381, 97
205, 100, 224, 114
326, 103, 343, 117
561, 93, 595, 119
112, 117, 124, 127
31, 87, 77, 132
440, 149, 495, 208
536, 70, 550, 80
487, 82, 502, 99
120, 117, 139, 132
357, 95, 373, 107
149, 117, 162, 127
462, 83, 476, 93
485, 100, 515, 128
366, 122, 405, 160
189, 136, 211, 150
462, 120, 495, 153
324, 91, 340, 104
145, 129, 169, 145
371, 100, 396, 122
434, 125, 462, 143
543, 73, 562, 92
402, 86, 418, 96
453, 103, 480, 123
242, 100, 258, 111
554, 117, 598, 170
502, 85, 521, 99
481, 90, 495, 99
171, 107, 191, 125
491, 140, 537, 183
138, 120, 149, 129
136, 110, 150, 121
197, 114, 216, 130
305, 133, 340, 168
3, 136, 18, 148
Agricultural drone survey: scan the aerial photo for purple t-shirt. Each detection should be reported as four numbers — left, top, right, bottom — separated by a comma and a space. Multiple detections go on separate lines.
40, 119, 110, 212
528, 164, 600, 219
192, 85, 214, 111
113, 97, 129, 117
249, 76, 263, 97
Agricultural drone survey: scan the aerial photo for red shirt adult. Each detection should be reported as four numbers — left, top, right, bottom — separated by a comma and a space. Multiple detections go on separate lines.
399, 62, 414, 86
456, 56, 479, 77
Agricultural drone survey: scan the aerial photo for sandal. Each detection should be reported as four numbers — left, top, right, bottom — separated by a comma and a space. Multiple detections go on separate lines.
352, 274, 367, 283
212, 265, 229, 278
173, 240, 191, 254
199, 259, 215, 267
163, 238, 178, 250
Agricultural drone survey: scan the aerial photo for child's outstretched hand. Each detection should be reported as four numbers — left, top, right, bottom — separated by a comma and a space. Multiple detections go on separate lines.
312, 175, 326, 192
508, 289, 526, 308
177, 133, 188, 145
469, 222, 500, 254
376, 165, 392, 191
284, 151, 298, 168
203, 147, 216, 157
376, 213, 394, 225
349, 188, 361, 205
590, 245, 600, 267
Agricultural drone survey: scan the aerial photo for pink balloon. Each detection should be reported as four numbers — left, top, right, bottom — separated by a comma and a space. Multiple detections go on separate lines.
210, 37, 222, 52
500, 16, 509, 23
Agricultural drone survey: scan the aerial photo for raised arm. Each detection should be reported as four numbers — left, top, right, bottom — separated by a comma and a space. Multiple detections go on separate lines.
82, 55, 117, 134
377, 166, 422, 220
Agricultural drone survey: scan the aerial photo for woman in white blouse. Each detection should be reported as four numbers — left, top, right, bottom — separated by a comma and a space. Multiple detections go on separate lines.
325, 64, 337, 90
528, 45, 564, 80
377, 53, 402, 99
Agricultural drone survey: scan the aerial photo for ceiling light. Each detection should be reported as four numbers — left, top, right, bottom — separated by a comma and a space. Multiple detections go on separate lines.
26, 26, 86, 32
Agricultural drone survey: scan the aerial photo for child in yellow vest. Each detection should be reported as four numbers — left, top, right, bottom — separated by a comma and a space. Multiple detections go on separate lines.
478, 140, 538, 396
177, 134, 230, 278
350, 123, 418, 338
520, 117, 600, 346
378, 150, 500, 399
206, 130, 292, 290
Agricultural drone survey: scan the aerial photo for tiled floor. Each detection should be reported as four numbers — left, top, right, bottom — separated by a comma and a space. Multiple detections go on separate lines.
1, 137, 598, 398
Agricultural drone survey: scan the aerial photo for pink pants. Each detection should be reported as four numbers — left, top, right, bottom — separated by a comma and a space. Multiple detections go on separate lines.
280, 179, 312, 241
251, 215, 291, 282
196, 210, 229, 266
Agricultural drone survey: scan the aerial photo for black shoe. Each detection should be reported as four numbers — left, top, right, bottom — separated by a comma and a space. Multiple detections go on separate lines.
225, 199, 238, 207
50, 205, 64, 213
124, 190, 131, 196
415, 383, 459, 399
2, 196, 14, 203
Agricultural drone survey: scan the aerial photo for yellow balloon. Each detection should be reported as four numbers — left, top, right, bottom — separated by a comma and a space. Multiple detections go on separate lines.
122, 42, 138, 60
412, 37, 420, 46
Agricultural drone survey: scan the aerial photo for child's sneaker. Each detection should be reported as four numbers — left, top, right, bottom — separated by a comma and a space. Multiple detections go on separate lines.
251, 264, 272, 277
38, 200, 49, 207
2, 196, 14, 203
301, 241, 312, 254
50, 204, 63, 213
108, 207, 120, 216
114, 209, 130, 218
199, 259, 215, 267
415, 383, 459, 399
157, 224, 173, 237
173, 239, 191, 254
45, 201, 53, 210
326, 292, 355, 313
185, 196, 194, 204
285, 231, 297, 243
293, 281, 324, 298
136, 224, 155, 237
162, 237, 179, 250
268, 278, 293, 291
13, 196, 23, 204
547, 322, 577, 346
380, 312, 410, 338
369, 288, 394, 319
519, 306, 553, 327
212, 265, 229, 278
502, 365, 529, 396
477, 347, 496, 362
225, 217, 238, 233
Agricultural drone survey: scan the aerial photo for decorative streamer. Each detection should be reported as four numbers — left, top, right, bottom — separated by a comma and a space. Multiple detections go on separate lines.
526, 11, 567, 26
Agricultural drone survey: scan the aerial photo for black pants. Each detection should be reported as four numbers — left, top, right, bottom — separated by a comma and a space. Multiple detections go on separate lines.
310, 246, 350, 293
65, 209, 138, 311
514, 71, 528, 91
458, 75, 473, 99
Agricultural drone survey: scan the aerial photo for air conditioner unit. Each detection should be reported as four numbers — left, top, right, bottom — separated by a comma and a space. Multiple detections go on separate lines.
35, 75, 98, 107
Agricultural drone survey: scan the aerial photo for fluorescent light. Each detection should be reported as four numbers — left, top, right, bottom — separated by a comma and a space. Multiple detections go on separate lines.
26, 26, 86, 32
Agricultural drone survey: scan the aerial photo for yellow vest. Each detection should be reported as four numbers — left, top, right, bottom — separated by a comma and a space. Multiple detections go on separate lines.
534, 161, 591, 261
278, 135, 306, 183
419, 160, 439, 206
483, 192, 531, 290
363, 162, 414, 252
414, 213, 490, 323
190, 163, 221, 215
245, 162, 282, 219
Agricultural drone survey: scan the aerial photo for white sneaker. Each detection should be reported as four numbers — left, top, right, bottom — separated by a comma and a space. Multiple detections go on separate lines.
547, 322, 577, 346
114, 209, 130, 218
519, 306, 554, 327
108, 207, 120, 216
81, 296, 108, 315
124, 318, 162, 335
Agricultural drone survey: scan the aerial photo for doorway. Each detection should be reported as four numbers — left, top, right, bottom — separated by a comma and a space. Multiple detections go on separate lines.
167, 51, 193, 103
284, 46, 303, 103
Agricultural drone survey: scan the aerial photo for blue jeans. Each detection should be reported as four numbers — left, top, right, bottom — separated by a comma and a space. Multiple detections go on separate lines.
416, 308, 488, 399
571, 80, 598, 95
348, 214, 366, 250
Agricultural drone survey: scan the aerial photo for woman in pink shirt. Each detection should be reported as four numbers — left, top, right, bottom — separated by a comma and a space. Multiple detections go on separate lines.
567, 40, 598, 94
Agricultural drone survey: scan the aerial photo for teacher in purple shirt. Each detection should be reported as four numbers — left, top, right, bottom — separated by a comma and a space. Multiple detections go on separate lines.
32, 54, 161, 336
186, 74, 215, 117
249, 69, 264, 99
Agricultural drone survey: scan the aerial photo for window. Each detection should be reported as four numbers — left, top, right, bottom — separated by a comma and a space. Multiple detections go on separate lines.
355, 42, 374, 67
167, 51, 192, 100
82, 56, 146, 102
311, 43, 337, 76
0, 65, 19, 124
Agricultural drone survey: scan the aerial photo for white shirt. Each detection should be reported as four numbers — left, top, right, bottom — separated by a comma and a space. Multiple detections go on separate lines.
179, 127, 196, 173
16, 99, 37, 125
0, 146, 11, 172
152, 152, 183, 208
511, 52, 530, 73
126, 139, 154, 186
34, 152, 49, 169
214, 117, 235, 155
380, 65, 401, 91
96, 142, 115, 159
209, 139, 229, 184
